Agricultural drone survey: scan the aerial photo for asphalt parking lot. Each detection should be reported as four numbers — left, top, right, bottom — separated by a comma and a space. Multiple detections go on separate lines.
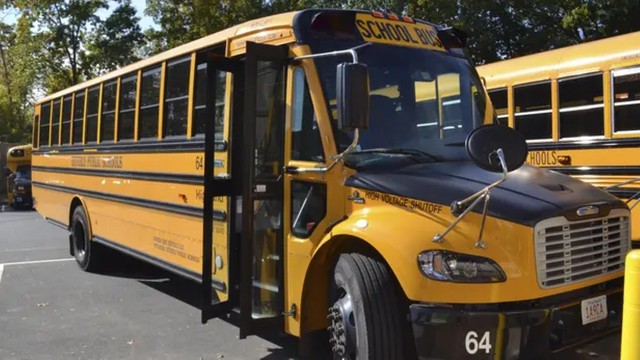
0, 207, 623, 360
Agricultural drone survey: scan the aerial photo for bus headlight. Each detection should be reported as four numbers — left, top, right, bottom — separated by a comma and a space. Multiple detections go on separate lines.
418, 250, 506, 283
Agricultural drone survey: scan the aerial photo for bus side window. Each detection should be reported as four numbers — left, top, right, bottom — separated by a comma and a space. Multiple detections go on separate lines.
558, 73, 603, 138
32, 115, 40, 146
164, 57, 190, 138
291, 68, 324, 162
513, 81, 552, 141
72, 91, 85, 144
51, 99, 61, 146
291, 181, 327, 238
612, 67, 640, 133
86, 86, 100, 143
101, 81, 117, 143
139, 66, 161, 140
39, 102, 51, 147
118, 74, 137, 141
488, 88, 508, 126
61, 95, 72, 145
192, 61, 226, 139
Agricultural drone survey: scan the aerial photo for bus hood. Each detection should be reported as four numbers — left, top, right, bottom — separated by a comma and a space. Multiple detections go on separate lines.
345, 162, 626, 226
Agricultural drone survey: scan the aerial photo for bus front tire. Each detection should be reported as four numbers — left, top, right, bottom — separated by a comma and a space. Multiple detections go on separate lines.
328, 253, 404, 359
71, 206, 101, 272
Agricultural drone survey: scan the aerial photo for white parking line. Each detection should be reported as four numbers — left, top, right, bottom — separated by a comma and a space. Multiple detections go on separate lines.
0, 246, 68, 253
1, 258, 74, 267
0, 258, 74, 285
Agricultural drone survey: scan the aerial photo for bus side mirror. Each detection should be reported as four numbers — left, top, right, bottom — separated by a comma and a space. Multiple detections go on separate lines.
466, 124, 528, 173
336, 63, 370, 131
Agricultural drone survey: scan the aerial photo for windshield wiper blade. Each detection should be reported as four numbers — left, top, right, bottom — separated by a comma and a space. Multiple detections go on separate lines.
352, 148, 441, 161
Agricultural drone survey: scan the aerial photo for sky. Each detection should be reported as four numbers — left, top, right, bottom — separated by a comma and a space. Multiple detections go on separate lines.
1, 0, 156, 30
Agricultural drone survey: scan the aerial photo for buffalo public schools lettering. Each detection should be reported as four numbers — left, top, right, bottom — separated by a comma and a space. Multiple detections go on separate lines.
71, 155, 123, 169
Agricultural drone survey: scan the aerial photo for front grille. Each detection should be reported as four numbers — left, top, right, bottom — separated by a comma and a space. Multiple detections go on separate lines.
534, 208, 630, 289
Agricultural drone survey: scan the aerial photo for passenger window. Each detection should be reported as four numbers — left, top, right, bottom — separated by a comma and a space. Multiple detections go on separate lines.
118, 74, 137, 141
139, 66, 161, 139
193, 61, 226, 139
32, 115, 40, 146
72, 91, 85, 144
612, 67, 640, 133
291, 181, 326, 238
39, 102, 51, 147
488, 88, 508, 126
51, 99, 61, 146
292, 68, 324, 162
559, 73, 603, 138
61, 95, 72, 145
164, 57, 190, 137
101, 81, 117, 143
513, 82, 551, 140
85, 86, 99, 143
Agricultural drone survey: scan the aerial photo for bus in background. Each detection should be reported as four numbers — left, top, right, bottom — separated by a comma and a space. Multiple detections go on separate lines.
5, 144, 33, 209
32, 9, 630, 358
477, 31, 640, 249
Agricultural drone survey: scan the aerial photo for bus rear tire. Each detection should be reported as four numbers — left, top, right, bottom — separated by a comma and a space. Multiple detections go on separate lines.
328, 253, 404, 359
71, 206, 102, 272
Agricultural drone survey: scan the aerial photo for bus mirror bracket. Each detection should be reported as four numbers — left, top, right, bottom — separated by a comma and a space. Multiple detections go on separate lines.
433, 125, 528, 249
606, 179, 640, 211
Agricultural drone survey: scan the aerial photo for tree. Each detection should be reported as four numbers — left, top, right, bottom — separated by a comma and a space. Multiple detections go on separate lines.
84, 0, 146, 76
0, 15, 42, 143
12, 0, 108, 90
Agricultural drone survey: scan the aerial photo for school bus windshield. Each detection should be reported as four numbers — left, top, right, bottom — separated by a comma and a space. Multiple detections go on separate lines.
314, 43, 491, 165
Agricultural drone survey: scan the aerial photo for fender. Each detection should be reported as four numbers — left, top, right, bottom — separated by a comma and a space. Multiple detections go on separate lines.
320, 207, 427, 300
69, 195, 94, 238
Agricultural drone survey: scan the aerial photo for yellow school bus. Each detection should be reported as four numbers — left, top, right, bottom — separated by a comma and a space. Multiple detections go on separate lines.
477, 31, 640, 250
32, 9, 630, 358
5, 144, 32, 209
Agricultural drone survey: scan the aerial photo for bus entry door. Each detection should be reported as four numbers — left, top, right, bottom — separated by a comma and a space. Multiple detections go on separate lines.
239, 42, 289, 338
201, 52, 242, 323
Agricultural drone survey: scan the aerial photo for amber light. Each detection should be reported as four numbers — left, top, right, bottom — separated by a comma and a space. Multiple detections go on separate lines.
387, 12, 399, 20
371, 10, 385, 18
402, 16, 414, 23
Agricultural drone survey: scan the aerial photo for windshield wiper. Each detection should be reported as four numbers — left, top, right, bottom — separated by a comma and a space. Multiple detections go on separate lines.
351, 148, 441, 162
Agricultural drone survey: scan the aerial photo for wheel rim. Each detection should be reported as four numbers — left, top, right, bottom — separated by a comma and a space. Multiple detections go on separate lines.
73, 219, 86, 260
328, 287, 357, 359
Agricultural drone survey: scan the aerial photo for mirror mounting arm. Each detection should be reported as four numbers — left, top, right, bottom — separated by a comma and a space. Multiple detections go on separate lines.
284, 130, 360, 174
606, 177, 640, 211
433, 149, 508, 249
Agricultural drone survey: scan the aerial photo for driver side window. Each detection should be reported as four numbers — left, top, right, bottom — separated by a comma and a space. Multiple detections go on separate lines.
292, 68, 324, 162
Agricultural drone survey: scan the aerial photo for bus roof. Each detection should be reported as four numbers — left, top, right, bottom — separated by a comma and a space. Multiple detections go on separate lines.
478, 31, 640, 88
38, 11, 298, 104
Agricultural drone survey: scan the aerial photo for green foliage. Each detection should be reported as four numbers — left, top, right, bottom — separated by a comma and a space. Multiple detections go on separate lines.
84, 0, 145, 76
0, 0, 639, 142
0, 15, 41, 143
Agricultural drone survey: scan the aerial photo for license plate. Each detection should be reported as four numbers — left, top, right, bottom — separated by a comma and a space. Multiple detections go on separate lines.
581, 295, 607, 325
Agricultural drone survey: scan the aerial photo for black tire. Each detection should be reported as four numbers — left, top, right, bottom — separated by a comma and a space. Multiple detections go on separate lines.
70, 206, 102, 272
328, 253, 404, 360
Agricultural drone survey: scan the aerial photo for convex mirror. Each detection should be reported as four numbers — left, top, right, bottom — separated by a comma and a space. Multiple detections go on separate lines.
465, 124, 528, 172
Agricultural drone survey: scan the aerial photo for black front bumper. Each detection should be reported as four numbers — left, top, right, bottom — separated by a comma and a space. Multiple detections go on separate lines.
410, 285, 622, 360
